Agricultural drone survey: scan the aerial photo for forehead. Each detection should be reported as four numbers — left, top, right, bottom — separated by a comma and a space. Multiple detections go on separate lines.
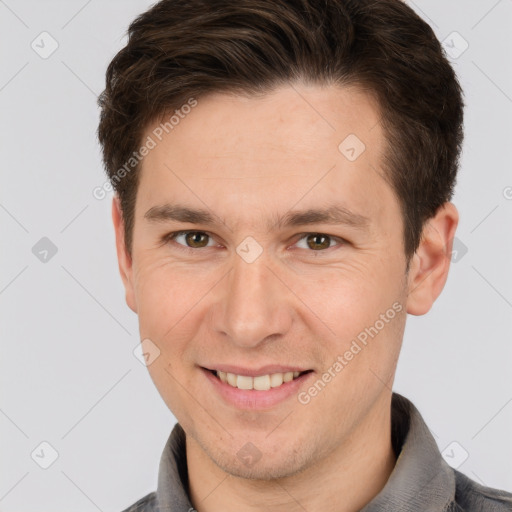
136, 83, 398, 234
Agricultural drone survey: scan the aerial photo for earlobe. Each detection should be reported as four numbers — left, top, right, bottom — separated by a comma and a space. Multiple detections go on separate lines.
112, 196, 138, 313
406, 202, 459, 316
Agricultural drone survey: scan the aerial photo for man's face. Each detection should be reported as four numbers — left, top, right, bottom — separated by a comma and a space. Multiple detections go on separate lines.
117, 84, 413, 479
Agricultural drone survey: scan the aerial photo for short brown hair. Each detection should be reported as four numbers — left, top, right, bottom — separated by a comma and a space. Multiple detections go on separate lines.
97, 0, 464, 267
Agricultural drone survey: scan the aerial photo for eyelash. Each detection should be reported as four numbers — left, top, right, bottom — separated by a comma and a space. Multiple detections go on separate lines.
162, 230, 347, 255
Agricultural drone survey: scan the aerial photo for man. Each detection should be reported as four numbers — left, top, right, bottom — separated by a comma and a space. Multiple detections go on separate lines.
97, 0, 512, 510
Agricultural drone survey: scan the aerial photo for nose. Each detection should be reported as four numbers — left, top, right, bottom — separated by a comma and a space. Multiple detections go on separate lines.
211, 253, 292, 349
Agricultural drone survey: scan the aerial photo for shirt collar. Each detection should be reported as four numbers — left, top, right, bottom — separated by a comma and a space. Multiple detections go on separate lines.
155, 393, 455, 511
360, 393, 455, 511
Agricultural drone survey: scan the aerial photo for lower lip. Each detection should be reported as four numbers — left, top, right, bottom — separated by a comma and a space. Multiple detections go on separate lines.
201, 368, 313, 410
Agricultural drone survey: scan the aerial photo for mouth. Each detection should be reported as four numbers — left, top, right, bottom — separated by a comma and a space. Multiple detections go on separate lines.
204, 368, 314, 391
201, 366, 315, 410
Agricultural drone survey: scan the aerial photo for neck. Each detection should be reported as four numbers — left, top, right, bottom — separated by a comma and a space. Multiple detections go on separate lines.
186, 393, 396, 512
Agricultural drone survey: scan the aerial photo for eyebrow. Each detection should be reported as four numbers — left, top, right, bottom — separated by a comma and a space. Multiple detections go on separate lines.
144, 203, 371, 231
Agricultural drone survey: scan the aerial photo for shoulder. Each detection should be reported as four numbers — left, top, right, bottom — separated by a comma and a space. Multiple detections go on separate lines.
452, 470, 512, 511
119, 492, 158, 512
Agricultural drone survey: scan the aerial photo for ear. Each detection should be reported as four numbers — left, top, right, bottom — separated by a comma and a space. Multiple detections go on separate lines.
406, 202, 459, 316
112, 196, 137, 313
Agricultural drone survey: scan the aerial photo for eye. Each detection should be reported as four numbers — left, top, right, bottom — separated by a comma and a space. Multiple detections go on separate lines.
294, 233, 345, 252
164, 230, 217, 250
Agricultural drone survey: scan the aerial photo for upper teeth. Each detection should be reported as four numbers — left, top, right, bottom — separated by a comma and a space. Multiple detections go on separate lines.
216, 371, 301, 391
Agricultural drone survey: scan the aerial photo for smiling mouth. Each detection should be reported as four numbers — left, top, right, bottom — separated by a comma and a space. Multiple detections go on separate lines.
205, 369, 313, 391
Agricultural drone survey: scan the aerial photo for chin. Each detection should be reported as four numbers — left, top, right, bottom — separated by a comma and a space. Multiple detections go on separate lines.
206, 440, 315, 481
217, 456, 304, 481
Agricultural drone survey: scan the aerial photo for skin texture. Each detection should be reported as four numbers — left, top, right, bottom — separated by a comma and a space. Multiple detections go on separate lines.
112, 84, 459, 512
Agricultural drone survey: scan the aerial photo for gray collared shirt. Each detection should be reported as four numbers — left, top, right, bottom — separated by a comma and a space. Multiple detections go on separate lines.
121, 393, 512, 511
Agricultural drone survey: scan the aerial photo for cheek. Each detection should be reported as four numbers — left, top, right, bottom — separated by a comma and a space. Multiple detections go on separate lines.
316, 304, 405, 421
305, 256, 406, 380
290, 259, 393, 331
134, 261, 206, 416
132, 258, 203, 341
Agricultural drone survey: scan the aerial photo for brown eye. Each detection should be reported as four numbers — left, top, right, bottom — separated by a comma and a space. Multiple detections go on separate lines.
293, 233, 346, 253
184, 231, 210, 248
166, 231, 214, 249
305, 233, 333, 250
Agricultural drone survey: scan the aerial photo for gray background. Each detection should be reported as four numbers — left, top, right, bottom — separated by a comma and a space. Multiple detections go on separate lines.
1, 0, 511, 510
